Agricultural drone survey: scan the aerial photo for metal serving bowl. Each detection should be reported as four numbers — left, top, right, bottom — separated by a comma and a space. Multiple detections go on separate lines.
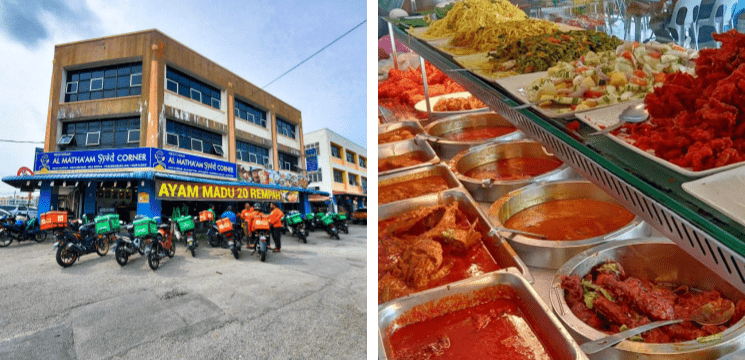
378, 137, 440, 177
449, 139, 576, 203
550, 238, 745, 360
379, 268, 589, 360
378, 121, 424, 145
488, 180, 650, 269
378, 163, 464, 206
423, 112, 524, 160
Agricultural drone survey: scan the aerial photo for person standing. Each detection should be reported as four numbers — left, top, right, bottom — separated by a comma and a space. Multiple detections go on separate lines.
240, 203, 254, 248
268, 203, 283, 253
205, 203, 217, 239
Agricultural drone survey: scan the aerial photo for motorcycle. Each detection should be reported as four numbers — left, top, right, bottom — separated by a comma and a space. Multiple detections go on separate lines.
250, 214, 272, 262
145, 217, 176, 270
320, 213, 340, 240
303, 213, 316, 232
285, 212, 307, 244
333, 213, 349, 235
113, 221, 151, 266
0, 214, 47, 247
53, 219, 109, 267
208, 218, 243, 259
174, 215, 198, 257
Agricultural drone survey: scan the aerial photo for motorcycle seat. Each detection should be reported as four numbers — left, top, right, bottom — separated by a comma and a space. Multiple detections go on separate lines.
158, 224, 170, 230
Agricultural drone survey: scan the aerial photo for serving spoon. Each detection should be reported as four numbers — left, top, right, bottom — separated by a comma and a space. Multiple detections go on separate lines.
580, 301, 736, 355
589, 103, 649, 136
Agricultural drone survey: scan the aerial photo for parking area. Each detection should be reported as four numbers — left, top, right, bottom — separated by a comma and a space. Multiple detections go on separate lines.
0, 223, 367, 360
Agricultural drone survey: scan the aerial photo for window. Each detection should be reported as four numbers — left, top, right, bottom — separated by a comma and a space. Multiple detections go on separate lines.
359, 157, 366, 168
165, 67, 221, 110
65, 62, 141, 102
333, 169, 344, 183
127, 129, 140, 144
331, 145, 342, 159
276, 117, 296, 139
348, 174, 358, 186
308, 171, 322, 183
346, 151, 355, 163
278, 152, 298, 172
235, 140, 270, 165
213, 145, 224, 156
235, 98, 267, 127
166, 120, 222, 155
60, 117, 139, 150
361, 177, 367, 192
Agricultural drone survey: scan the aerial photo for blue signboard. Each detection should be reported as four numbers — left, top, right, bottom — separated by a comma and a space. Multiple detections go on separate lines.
305, 148, 317, 157
35, 148, 151, 173
34, 147, 237, 179
306, 156, 318, 172
153, 149, 236, 179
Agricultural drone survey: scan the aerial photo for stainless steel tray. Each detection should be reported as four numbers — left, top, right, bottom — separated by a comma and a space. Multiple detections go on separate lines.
378, 121, 425, 145
378, 163, 464, 206
423, 111, 524, 160
379, 268, 588, 360
449, 139, 577, 202
551, 238, 745, 360
378, 137, 440, 177
378, 188, 533, 303
489, 180, 650, 269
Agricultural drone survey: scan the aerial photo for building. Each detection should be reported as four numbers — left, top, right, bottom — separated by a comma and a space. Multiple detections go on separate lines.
2, 29, 327, 221
303, 128, 366, 214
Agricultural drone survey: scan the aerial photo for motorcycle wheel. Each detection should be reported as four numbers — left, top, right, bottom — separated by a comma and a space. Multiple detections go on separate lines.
190, 247, 195, 257
115, 247, 129, 266
334, 232, 340, 240
96, 237, 109, 256
208, 234, 220, 247
260, 249, 266, 262
35, 231, 47, 243
148, 243, 160, 270
343, 226, 348, 234
231, 246, 239, 259
167, 241, 175, 258
0, 232, 11, 247
56, 246, 77, 267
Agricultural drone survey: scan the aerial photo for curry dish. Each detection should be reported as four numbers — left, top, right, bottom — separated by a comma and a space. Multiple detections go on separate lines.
379, 151, 430, 172
379, 176, 450, 205
379, 128, 417, 144
441, 126, 517, 142
379, 203, 500, 304
465, 157, 563, 180
561, 260, 745, 343
388, 286, 556, 360
504, 198, 635, 240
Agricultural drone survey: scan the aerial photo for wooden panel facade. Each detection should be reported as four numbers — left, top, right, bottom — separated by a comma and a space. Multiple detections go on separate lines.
45, 29, 304, 175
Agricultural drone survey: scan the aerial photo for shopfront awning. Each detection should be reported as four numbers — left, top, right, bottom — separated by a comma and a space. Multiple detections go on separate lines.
308, 195, 332, 202
2, 171, 329, 196
332, 191, 367, 197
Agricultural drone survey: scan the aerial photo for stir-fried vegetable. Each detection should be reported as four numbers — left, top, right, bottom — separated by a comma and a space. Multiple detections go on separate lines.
527, 42, 697, 113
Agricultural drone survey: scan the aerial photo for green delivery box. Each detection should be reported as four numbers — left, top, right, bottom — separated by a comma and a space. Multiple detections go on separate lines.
287, 213, 303, 225
95, 214, 120, 234
175, 215, 195, 232
321, 214, 334, 226
134, 217, 157, 237
338, 213, 347, 221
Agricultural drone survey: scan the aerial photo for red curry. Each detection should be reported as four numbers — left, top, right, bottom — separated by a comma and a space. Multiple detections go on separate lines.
388, 286, 557, 360
379, 151, 429, 172
379, 176, 450, 205
442, 126, 517, 141
378, 203, 500, 304
504, 199, 636, 240
465, 157, 563, 180
379, 128, 417, 144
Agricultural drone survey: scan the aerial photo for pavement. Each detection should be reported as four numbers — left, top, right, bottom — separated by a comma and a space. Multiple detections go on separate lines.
0, 224, 367, 360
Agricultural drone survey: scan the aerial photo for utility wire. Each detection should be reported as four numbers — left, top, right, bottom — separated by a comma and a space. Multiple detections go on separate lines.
262, 19, 366, 89
0, 139, 44, 144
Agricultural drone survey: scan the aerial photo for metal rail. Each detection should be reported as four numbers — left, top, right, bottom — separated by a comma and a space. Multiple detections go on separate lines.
387, 21, 745, 294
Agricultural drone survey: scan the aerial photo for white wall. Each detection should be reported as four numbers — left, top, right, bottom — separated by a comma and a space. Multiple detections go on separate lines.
235, 118, 271, 140
276, 133, 301, 150
164, 92, 227, 126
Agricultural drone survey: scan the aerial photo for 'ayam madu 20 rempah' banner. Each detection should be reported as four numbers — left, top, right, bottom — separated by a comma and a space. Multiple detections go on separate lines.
155, 180, 299, 203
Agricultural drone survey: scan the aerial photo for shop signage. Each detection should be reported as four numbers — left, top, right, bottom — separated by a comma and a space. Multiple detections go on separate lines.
305, 148, 318, 172
155, 180, 299, 203
34, 148, 237, 179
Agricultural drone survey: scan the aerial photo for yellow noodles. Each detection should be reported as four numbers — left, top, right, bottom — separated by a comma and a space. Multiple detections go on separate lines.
421, 0, 528, 39
446, 19, 559, 55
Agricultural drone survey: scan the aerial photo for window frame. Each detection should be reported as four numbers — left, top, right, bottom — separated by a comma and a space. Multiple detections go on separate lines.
85, 131, 101, 147
190, 88, 202, 103
190, 138, 203, 153
213, 144, 224, 156
127, 129, 140, 144
130, 73, 142, 86
90, 77, 104, 91
66, 81, 78, 94
166, 132, 179, 147
57, 134, 75, 146
333, 169, 344, 183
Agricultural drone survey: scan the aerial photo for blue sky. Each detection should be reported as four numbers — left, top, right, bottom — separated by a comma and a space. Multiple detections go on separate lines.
0, 0, 367, 195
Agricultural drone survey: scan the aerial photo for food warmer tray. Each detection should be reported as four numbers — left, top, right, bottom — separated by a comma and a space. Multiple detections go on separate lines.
378, 163, 465, 207
378, 137, 440, 177
386, 18, 745, 296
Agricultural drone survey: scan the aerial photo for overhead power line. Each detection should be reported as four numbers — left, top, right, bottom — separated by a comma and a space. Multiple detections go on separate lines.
262, 19, 366, 89
0, 139, 44, 144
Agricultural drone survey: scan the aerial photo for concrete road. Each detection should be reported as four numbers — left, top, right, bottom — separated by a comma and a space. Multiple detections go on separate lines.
0, 224, 367, 360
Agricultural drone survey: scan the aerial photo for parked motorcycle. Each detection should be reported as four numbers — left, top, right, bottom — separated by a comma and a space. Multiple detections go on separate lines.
0, 214, 46, 247
303, 213, 316, 232
320, 213, 340, 240
250, 214, 272, 262
174, 215, 198, 257
285, 212, 307, 244
333, 213, 349, 234
145, 217, 176, 270
53, 219, 109, 267
208, 218, 243, 259
113, 222, 150, 266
